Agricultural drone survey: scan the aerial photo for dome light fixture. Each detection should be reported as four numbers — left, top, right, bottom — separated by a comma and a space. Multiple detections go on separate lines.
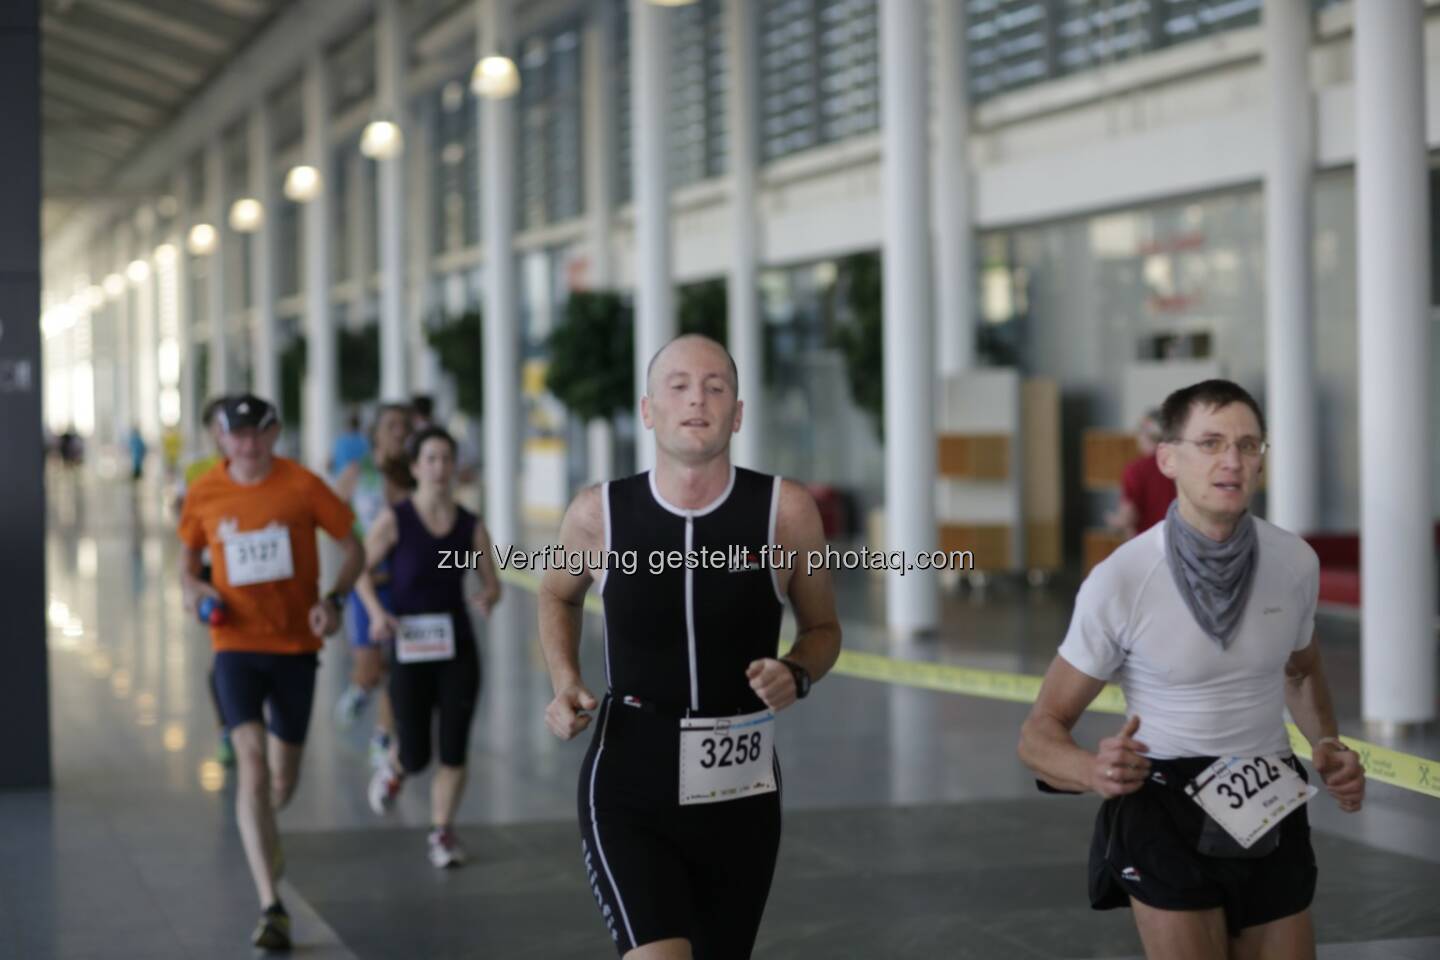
284, 164, 321, 203
187, 223, 218, 256
153, 243, 177, 266
229, 197, 265, 233
103, 273, 127, 298
360, 119, 404, 159
471, 55, 520, 100
126, 259, 151, 284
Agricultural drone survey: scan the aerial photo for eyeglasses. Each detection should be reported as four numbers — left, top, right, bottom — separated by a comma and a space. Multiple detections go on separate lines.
1172, 436, 1269, 459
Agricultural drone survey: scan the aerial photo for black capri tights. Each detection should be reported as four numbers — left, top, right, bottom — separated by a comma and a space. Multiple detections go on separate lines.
387, 645, 481, 772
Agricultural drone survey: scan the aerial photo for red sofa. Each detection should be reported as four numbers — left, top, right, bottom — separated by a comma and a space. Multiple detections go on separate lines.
1303, 524, 1440, 608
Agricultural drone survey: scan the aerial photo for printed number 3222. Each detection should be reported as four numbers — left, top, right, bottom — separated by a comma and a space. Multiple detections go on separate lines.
1216, 758, 1284, 809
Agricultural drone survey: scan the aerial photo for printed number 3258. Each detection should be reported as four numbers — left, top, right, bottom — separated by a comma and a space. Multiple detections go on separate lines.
699, 732, 763, 769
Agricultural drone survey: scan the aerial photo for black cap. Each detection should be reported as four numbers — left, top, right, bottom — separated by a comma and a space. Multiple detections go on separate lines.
217, 394, 278, 433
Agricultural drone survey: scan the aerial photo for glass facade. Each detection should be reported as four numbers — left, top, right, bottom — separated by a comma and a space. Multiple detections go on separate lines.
758, 258, 885, 509
968, 0, 1347, 102
433, 74, 481, 254
612, 0, 731, 202
758, 0, 879, 163
519, 21, 585, 229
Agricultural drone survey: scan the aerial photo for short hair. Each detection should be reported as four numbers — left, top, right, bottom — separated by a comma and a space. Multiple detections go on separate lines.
1158, 380, 1266, 442
406, 425, 458, 463
201, 395, 229, 428
370, 402, 413, 442
410, 394, 435, 420
645, 334, 738, 395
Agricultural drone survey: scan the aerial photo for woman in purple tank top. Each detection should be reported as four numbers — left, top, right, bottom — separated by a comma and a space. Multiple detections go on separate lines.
355, 426, 502, 868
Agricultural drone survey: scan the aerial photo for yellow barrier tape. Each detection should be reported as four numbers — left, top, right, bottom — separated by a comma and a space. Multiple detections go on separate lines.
499, 568, 1440, 799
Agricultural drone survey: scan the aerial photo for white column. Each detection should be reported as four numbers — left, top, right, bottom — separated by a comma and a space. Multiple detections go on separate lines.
1262, 0, 1317, 534
133, 217, 160, 440
583, 6, 615, 289
479, 0, 521, 547
726, 0, 764, 470
302, 51, 338, 472
249, 103, 279, 404
173, 170, 198, 452
204, 138, 230, 396
881, 0, 938, 635
932, 0, 975, 376
113, 227, 134, 437
408, 96, 440, 394
631, 0, 675, 471
376, 0, 409, 400
1355, 0, 1436, 728
348, 151, 371, 325
582, 4, 617, 485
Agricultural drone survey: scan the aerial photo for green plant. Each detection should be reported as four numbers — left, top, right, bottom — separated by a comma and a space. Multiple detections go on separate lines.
545, 291, 634, 421
338, 325, 380, 404
427, 309, 483, 416
831, 252, 884, 439
279, 336, 304, 428
678, 279, 727, 342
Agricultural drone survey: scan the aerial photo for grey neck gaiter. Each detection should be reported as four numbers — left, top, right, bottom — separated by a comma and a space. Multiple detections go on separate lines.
1163, 499, 1258, 649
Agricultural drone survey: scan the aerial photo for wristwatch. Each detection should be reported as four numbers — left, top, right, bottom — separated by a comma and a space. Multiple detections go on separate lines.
780, 658, 811, 700
324, 591, 345, 614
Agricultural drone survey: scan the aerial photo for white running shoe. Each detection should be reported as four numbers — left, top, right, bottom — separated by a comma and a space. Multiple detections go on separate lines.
427, 829, 465, 869
368, 731, 392, 770
367, 765, 403, 816
333, 685, 369, 730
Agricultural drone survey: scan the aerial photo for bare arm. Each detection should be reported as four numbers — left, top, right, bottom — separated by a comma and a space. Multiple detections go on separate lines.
744, 481, 842, 711
539, 485, 604, 739
469, 516, 502, 615
1286, 637, 1365, 811
1283, 638, 1339, 746
1106, 498, 1139, 537
1018, 657, 1149, 797
328, 530, 366, 599
179, 544, 218, 612
774, 480, 841, 683
334, 461, 361, 502
355, 508, 399, 626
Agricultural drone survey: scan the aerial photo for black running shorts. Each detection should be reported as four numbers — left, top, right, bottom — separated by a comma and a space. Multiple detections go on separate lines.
1089, 755, 1318, 936
577, 695, 782, 959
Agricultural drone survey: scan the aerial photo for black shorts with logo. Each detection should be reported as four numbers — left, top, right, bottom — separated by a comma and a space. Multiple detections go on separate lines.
1089, 755, 1317, 936
577, 695, 782, 959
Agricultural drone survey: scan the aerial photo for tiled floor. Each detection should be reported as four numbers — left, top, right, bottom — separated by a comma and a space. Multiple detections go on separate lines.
8, 473, 1438, 958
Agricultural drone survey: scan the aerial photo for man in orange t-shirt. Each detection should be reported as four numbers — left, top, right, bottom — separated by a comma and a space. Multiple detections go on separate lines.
178, 394, 363, 952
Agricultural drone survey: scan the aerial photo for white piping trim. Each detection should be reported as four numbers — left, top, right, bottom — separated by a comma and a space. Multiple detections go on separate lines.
588, 700, 637, 949
768, 475, 786, 606
597, 481, 611, 596
647, 464, 736, 518
685, 516, 699, 712
599, 482, 612, 686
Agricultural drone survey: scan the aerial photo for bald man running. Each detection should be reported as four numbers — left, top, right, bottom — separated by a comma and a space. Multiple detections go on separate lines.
539, 334, 843, 959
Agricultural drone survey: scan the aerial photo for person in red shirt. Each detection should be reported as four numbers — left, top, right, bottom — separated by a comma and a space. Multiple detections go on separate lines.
1109, 410, 1176, 537
179, 394, 364, 951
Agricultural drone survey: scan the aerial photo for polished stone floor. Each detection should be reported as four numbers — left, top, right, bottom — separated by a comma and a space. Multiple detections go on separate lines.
5, 471, 1438, 958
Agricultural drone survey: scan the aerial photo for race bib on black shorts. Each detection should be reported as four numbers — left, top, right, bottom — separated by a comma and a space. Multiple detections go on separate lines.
1185, 754, 1316, 850
395, 613, 456, 664
678, 709, 777, 806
